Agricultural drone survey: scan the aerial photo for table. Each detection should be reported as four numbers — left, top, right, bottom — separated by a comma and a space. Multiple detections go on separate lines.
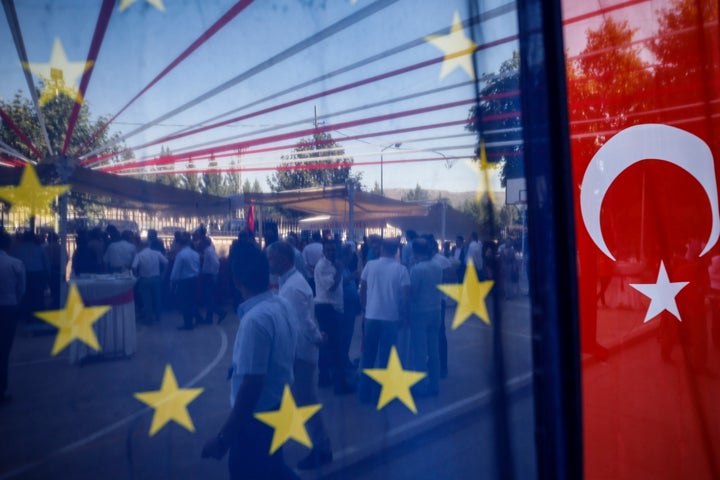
69, 274, 137, 364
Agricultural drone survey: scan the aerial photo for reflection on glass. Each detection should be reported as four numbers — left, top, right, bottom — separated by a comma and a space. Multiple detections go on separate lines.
0, 1, 538, 479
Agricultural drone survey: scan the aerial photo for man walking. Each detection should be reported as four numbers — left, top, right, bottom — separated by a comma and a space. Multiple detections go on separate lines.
267, 241, 332, 470
202, 247, 299, 480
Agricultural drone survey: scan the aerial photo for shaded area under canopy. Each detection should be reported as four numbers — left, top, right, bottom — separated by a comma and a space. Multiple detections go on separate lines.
244, 185, 428, 223
390, 201, 482, 241
0, 164, 232, 216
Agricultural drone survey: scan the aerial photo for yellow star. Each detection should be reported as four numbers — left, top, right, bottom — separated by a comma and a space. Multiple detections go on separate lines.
34, 283, 109, 356
437, 259, 494, 329
23, 38, 93, 106
119, 0, 166, 12
425, 11, 477, 80
134, 365, 204, 436
254, 385, 322, 454
362, 346, 426, 414
0, 164, 70, 220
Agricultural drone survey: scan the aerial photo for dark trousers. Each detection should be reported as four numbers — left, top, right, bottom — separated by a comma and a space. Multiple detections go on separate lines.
49, 269, 63, 310
342, 302, 357, 366
176, 277, 200, 328
201, 273, 223, 322
439, 299, 448, 375
315, 303, 345, 387
228, 415, 299, 480
0, 305, 18, 395
22, 271, 47, 321
138, 276, 162, 323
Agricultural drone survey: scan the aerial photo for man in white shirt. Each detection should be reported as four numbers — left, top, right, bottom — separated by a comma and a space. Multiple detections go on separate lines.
170, 232, 201, 330
302, 232, 323, 294
199, 236, 226, 324
0, 231, 25, 403
314, 239, 354, 394
132, 241, 168, 324
104, 229, 137, 273
268, 241, 332, 470
466, 231, 483, 277
358, 239, 410, 403
202, 247, 298, 480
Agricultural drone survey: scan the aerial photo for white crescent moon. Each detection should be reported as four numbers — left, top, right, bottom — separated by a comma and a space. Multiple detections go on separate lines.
580, 123, 720, 261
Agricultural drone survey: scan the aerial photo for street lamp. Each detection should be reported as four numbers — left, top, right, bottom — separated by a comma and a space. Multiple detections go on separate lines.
380, 142, 401, 196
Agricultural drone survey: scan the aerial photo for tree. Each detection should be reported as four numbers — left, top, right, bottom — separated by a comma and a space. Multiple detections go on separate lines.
466, 52, 523, 187
202, 153, 225, 196
370, 181, 382, 195
154, 145, 182, 188
0, 80, 129, 164
225, 154, 243, 195
0, 81, 133, 218
566, 17, 652, 159
180, 159, 201, 192
499, 204, 519, 227
402, 183, 429, 202
460, 195, 500, 237
242, 178, 263, 194
648, 0, 718, 130
267, 131, 359, 192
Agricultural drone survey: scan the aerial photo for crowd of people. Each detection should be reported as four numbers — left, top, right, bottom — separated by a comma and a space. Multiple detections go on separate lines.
201, 226, 526, 476
73, 225, 228, 329
1, 221, 524, 477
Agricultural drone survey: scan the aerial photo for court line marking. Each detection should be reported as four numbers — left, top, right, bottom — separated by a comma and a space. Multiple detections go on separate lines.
0, 326, 228, 480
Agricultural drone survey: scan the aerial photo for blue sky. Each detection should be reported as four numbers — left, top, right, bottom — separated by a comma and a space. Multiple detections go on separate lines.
0, 0, 519, 193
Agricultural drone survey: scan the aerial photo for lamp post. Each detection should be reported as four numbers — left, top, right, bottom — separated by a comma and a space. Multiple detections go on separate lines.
380, 142, 401, 196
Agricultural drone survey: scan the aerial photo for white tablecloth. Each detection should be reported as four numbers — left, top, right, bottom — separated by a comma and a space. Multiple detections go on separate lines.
69, 274, 137, 364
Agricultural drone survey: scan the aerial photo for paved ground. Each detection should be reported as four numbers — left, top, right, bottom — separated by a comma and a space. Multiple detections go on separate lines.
0, 293, 537, 480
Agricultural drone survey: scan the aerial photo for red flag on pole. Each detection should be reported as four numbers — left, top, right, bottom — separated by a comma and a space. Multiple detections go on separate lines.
247, 200, 255, 235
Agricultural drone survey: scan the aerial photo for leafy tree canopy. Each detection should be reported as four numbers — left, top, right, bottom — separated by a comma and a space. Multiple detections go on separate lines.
465, 51, 522, 187
0, 79, 130, 164
402, 183, 429, 202
267, 131, 360, 192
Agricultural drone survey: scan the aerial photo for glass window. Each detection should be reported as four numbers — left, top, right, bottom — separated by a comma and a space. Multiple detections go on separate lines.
0, 1, 539, 479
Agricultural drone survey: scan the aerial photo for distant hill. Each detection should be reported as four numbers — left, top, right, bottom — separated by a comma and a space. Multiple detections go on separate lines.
382, 188, 506, 209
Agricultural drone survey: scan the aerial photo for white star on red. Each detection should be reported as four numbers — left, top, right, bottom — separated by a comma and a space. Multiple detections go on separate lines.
630, 261, 689, 323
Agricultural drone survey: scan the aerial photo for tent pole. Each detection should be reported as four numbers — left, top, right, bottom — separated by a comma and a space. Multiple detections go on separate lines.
441, 199, 447, 246
348, 182, 355, 243
54, 154, 75, 308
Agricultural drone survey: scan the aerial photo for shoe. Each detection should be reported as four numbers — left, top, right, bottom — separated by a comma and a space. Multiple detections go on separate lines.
177, 325, 194, 331
297, 449, 333, 470
217, 311, 228, 324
